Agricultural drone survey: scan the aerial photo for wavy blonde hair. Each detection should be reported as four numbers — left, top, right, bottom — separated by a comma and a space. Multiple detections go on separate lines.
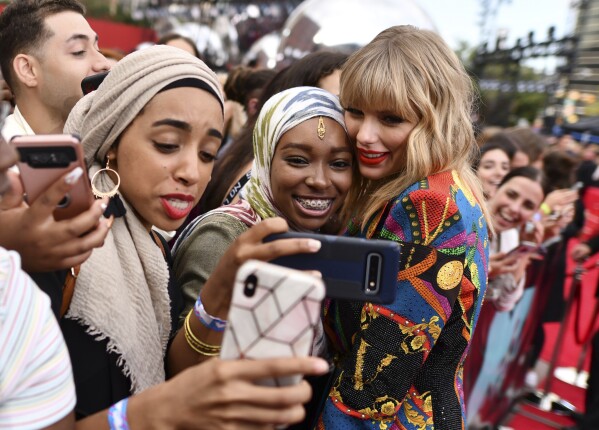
339, 25, 491, 228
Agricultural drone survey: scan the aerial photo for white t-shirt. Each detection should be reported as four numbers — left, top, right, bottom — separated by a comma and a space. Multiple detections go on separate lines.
0, 248, 75, 429
1, 106, 35, 142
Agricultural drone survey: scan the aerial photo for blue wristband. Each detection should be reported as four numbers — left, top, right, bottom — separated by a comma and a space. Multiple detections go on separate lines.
194, 295, 227, 332
108, 398, 130, 430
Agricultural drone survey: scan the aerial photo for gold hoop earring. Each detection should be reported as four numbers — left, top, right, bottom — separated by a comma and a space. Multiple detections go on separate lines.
91, 158, 120, 198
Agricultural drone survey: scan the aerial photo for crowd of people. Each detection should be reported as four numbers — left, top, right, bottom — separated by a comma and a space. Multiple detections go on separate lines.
1, 1, 598, 430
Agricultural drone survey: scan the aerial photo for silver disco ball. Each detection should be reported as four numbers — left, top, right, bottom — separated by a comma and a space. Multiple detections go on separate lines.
242, 32, 282, 69
276, 0, 437, 68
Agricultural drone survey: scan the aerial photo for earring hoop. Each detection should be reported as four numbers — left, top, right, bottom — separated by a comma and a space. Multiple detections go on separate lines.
90, 158, 120, 198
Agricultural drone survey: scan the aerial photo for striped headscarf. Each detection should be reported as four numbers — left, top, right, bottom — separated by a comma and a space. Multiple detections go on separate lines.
245, 86, 347, 231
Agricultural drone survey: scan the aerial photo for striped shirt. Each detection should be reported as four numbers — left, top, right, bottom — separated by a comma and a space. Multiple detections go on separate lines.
0, 248, 75, 429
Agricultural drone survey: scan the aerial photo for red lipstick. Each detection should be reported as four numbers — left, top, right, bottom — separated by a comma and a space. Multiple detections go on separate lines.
160, 194, 194, 220
357, 148, 389, 166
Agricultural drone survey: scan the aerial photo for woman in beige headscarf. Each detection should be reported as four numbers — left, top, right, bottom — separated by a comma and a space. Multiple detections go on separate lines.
62, 45, 327, 428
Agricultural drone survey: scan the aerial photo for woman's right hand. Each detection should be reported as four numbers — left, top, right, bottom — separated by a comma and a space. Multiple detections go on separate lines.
489, 252, 520, 279
166, 217, 323, 375
571, 243, 592, 262
201, 217, 322, 318
0, 168, 110, 272
135, 356, 329, 430
543, 188, 579, 214
490, 251, 532, 283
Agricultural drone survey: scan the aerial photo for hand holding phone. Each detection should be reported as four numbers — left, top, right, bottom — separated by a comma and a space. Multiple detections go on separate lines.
220, 260, 325, 387
506, 241, 545, 257
0, 171, 110, 272
12, 134, 93, 220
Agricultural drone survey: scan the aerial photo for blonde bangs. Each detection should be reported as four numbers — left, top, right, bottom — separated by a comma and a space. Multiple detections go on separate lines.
340, 44, 417, 123
340, 25, 492, 231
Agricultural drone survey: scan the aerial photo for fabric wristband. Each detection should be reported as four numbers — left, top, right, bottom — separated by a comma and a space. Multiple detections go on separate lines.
540, 202, 552, 215
194, 295, 227, 332
108, 398, 130, 430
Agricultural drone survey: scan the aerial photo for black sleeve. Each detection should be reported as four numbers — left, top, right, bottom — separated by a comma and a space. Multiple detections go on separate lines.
28, 270, 68, 319
152, 231, 184, 339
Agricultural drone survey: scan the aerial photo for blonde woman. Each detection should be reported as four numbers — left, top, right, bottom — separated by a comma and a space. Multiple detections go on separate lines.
320, 26, 490, 429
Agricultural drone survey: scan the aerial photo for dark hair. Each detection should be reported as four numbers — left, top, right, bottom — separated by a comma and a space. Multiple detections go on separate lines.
200, 51, 349, 214
273, 51, 347, 90
504, 127, 548, 165
0, 0, 86, 93
223, 66, 276, 107
473, 132, 518, 169
498, 165, 546, 194
542, 148, 580, 194
156, 33, 201, 59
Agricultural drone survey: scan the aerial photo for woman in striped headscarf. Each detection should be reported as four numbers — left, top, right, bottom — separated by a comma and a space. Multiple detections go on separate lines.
173, 86, 359, 325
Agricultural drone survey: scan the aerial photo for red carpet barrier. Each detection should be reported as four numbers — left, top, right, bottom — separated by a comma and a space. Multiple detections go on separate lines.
464, 243, 564, 429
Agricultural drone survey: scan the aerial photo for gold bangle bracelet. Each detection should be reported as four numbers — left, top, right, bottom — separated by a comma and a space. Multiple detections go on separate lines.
184, 311, 221, 356
185, 312, 221, 351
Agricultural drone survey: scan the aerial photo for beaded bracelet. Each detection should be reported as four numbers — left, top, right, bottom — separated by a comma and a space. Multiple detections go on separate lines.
184, 311, 221, 356
108, 398, 130, 430
194, 295, 227, 332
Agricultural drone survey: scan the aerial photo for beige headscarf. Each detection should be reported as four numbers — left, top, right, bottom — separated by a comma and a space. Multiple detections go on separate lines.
64, 45, 224, 393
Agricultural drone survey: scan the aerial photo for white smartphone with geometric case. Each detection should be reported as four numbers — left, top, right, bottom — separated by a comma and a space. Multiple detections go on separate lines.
220, 259, 325, 387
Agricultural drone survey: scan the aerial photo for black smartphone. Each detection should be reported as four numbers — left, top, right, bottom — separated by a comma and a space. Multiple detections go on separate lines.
81, 71, 109, 95
264, 232, 401, 304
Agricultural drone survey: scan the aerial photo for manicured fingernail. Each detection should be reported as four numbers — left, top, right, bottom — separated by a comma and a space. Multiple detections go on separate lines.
65, 167, 83, 184
313, 359, 329, 373
307, 239, 321, 252
100, 203, 108, 210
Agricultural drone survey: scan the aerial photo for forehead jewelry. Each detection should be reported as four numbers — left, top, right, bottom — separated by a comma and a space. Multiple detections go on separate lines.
317, 116, 326, 140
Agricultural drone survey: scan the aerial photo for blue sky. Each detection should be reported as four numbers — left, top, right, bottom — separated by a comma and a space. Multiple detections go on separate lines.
418, 0, 576, 49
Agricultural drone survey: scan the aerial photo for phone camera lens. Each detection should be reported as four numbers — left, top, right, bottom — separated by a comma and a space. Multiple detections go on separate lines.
243, 274, 258, 298
365, 254, 381, 293
57, 193, 71, 208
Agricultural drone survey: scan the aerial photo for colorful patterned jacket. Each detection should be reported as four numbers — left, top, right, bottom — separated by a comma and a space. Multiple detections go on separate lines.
320, 170, 489, 430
